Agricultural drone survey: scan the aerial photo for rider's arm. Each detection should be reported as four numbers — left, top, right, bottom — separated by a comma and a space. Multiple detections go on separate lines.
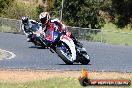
38, 25, 46, 37
21, 22, 29, 35
51, 19, 66, 32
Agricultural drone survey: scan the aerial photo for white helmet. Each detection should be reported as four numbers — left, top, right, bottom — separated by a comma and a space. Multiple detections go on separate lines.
39, 12, 50, 25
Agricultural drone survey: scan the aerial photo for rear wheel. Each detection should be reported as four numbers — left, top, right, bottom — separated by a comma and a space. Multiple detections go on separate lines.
56, 42, 74, 65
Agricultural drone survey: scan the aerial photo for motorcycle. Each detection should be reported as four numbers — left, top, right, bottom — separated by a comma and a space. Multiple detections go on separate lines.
44, 23, 90, 65
22, 21, 90, 65
21, 20, 47, 48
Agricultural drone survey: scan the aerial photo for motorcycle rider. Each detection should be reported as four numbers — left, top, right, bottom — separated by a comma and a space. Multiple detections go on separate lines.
21, 16, 44, 42
39, 12, 82, 47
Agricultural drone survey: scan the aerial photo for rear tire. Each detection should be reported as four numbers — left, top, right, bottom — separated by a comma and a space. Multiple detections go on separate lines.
35, 37, 47, 48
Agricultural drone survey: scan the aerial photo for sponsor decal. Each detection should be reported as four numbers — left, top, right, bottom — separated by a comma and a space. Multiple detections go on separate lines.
61, 35, 71, 42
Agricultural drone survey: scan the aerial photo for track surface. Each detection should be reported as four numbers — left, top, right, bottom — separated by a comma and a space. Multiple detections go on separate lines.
0, 32, 132, 72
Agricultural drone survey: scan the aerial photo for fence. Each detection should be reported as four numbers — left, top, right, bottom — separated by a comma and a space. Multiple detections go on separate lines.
66, 26, 101, 40
99, 30, 132, 45
0, 17, 101, 39
0, 17, 132, 45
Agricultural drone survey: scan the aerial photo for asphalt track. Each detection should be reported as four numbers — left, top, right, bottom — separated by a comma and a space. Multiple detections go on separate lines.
0, 32, 132, 72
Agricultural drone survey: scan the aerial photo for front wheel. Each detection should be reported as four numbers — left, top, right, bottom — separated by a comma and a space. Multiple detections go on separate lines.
56, 42, 74, 65
79, 54, 90, 65
34, 37, 47, 48
77, 48, 90, 65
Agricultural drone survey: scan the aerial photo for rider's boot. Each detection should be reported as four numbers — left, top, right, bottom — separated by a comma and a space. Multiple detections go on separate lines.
27, 35, 32, 42
27, 38, 32, 42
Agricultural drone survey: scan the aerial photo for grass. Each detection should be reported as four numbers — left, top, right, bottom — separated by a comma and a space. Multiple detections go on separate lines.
0, 25, 20, 33
89, 23, 132, 46
3, 0, 38, 20
91, 31, 132, 46
0, 78, 79, 88
0, 78, 131, 88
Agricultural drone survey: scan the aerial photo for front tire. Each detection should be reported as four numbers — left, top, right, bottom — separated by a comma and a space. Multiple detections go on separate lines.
78, 49, 90, 65
56, 42, 74, 65
79, 55, 90, 65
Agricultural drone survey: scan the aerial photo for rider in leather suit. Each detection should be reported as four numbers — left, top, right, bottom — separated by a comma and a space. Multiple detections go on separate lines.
39, 12, 82, 47
21, 16, 43, 42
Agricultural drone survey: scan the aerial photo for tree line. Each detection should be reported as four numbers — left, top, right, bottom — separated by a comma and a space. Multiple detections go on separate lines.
0, 0, 131, 29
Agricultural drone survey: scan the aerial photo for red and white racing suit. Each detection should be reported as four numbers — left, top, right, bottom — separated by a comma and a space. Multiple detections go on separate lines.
42, 18, 67, 41
40, 18, 81, 47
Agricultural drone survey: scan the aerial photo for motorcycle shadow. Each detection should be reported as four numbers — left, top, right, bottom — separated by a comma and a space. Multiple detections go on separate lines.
29, 46, 47, 49
57, 63, 92, 65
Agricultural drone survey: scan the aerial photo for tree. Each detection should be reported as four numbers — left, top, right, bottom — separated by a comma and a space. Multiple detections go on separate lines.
55, 0, 105, 28
0, 0, 14, 16
46, 0, 54, 11
111, 0, 132, 28
37, 0, 54, 11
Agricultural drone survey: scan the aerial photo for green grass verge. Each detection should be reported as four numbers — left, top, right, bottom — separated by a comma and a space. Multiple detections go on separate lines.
0, 78, 131, 88
0, 25, 19, 33
91, 31, 132, 46
89, 23, 132, 46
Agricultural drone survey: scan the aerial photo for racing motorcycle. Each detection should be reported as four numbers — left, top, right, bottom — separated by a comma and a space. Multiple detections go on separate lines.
45, 23, 90, 65
21, 20, 47, 48
22, 21, 90, 65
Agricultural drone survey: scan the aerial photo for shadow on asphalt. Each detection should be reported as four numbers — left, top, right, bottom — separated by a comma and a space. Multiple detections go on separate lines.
29, 46, 47, 49
57, 63, 92, 65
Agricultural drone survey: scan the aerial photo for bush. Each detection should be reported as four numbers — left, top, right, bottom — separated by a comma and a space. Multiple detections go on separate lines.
3, 1, 37, 20
36, 5, 45, 16
0, 0, 14, 16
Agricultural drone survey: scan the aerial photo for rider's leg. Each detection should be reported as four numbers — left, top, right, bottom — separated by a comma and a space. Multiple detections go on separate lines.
72, 36, 83, 48
27, 35, 32, 42
66, 32, 83, 47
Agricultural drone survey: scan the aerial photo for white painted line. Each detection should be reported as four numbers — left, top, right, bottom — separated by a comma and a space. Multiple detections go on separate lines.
0, 49, 16, 60
4, 50, 16, 59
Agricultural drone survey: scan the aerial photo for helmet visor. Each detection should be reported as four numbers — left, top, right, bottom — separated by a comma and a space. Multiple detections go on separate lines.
40, 18, 47, 24
22, 20, 28, 25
